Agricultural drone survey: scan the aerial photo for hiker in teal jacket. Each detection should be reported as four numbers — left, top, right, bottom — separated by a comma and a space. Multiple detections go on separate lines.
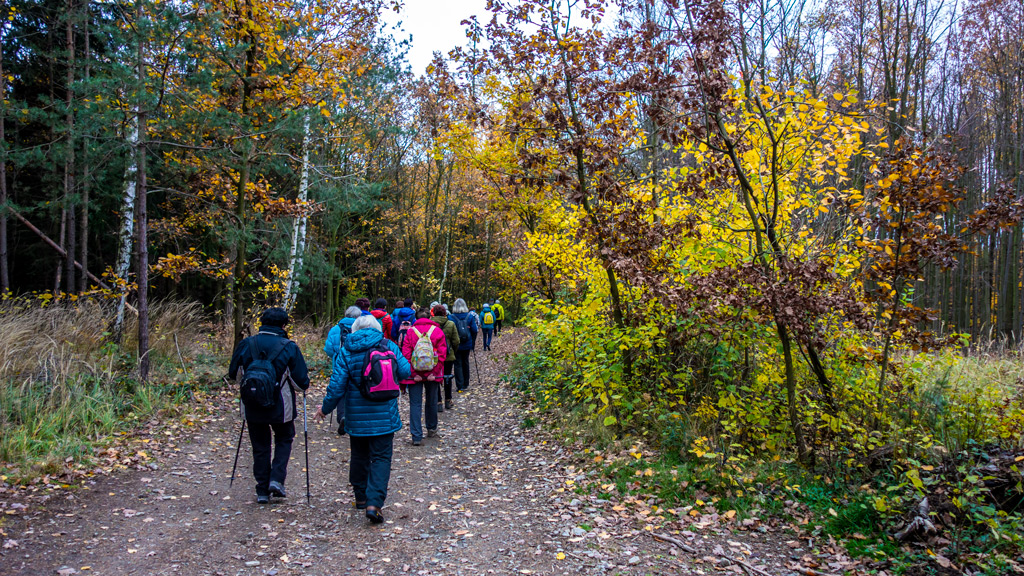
314, 315, 411, 524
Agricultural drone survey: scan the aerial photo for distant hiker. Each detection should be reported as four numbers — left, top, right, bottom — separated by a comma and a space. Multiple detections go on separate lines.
430, 304, 460, 411
355, 297, 373, 316
228, 308, 310, 504
371, 298, 392, 337
493, 299, 505, 336
400, 306, 447, 445
450, 298, 478, 391
313, 315, 411, 524
324, 306, 362, 360
390, 297, 417, 345
480, 303, 496, 351
468, 306, 481, 329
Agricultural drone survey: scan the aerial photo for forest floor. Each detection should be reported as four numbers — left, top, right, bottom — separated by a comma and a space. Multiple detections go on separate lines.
0, 330, 848, 576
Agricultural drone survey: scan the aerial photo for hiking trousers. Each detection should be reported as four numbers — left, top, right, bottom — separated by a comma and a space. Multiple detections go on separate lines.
455, 349, 471, 390
349, 433, 394, 509
443, 361, 455, 402
248, 420, 295, 496
407, 382, 439, 440
482, 328, 493, 350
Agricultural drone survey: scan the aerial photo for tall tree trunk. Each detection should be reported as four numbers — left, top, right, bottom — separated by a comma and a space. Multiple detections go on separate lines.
113, 114, 138, 342
64, 0, 77, 295
284, 114, 311, 312
0, 20, 8, 292
78, 0, 90, 293
231, 3, 257, 350
54, 209, 66, 293
135, 0, 149, 383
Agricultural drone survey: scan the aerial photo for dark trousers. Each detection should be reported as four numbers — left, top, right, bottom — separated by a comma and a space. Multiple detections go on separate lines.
455, 349, 471, 390
349, 433, 394, 508
482, 328, 493, 349
407, 382, 438, 440
495, 319, 503, 335
442, 361, 455, 401
248, 420, 295, 496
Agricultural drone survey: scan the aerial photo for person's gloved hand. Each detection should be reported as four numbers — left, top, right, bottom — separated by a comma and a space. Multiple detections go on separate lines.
336, 418, 346, 436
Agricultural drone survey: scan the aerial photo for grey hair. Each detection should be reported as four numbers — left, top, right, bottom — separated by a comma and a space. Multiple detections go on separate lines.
351, 315, 382, 333
452, 298, 469, 314
345, 306, 362, 319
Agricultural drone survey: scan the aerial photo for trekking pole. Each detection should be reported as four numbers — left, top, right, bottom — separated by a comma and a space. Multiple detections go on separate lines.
472, 348, 481, 384
303, 390, 311, 505
229, 417, 246, 488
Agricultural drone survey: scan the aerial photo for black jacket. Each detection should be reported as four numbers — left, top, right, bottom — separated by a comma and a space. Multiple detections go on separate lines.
228, 326, 310, 424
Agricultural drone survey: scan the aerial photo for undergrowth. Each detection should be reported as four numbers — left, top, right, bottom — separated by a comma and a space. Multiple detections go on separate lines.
0, 296, 221, 482
506, 331, 1024, 574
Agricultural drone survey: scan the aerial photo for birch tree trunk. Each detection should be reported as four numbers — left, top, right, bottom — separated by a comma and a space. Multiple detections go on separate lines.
113, 114, 139, 341
283, 114, 310, 312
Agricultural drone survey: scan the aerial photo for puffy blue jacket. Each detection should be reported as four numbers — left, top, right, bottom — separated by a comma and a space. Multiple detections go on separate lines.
480, 305, 495, 329
390, 307, 417, 341
321, 329, 411, 437
450, 312, 478, 351
324, 317, 356, 359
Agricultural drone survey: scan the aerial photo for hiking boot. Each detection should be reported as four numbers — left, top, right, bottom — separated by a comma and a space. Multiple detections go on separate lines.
426, 429, 438, 438
445, 400, 454, 410
365, 506, 384, 524
256, 493, 269, 505
268, 481, 287, 498
437, 401, 444, 413
353, 500, 367, 510
411, 438, 422, 446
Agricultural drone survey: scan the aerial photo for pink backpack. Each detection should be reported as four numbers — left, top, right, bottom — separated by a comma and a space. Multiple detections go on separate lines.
359, 343, 401, 401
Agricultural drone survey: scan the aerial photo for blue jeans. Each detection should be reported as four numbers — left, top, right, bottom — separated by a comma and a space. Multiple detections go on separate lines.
349, 433, 394, 508
407, 381, 439, 441
482, 328, 493, 349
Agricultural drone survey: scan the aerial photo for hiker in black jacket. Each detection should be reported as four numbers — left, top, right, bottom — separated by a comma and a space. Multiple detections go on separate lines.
228, 308, 310, 504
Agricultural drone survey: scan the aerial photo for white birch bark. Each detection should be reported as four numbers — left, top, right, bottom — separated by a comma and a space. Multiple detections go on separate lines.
283, 114, 310, 312
113, 113, 139, 338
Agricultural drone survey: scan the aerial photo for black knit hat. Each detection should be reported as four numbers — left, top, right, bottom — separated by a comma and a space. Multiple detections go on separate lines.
260, 307, 289, 327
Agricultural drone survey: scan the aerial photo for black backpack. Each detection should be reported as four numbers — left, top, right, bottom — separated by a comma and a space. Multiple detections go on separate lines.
338, 319, 353, 343
451, 315, 470, 344
240, 337, 288, 409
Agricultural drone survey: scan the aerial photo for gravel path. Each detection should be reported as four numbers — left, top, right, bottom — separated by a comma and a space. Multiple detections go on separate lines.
2, 330, 818, 576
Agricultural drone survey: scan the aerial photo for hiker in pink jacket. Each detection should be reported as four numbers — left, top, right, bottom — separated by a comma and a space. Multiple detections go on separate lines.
400, 307, 447, 444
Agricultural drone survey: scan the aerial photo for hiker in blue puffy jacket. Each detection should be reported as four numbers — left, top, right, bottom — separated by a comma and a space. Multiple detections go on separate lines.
314, 315, 411, 524
390, 297, 417, 343
450, 298, 478, 391
324, 306, 362, 359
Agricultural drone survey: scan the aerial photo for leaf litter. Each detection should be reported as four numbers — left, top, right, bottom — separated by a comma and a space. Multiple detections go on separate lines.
0, 330, 869, 575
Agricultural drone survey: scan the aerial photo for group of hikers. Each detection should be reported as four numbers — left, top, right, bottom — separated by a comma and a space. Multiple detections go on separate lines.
227, 296, 506, 523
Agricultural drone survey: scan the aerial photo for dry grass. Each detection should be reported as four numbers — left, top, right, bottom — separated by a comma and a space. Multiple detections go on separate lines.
0, 296, 218, 480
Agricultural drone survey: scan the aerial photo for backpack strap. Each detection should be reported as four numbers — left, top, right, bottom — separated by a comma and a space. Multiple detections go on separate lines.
253, 334, 289, 365
410, 326, 423, 339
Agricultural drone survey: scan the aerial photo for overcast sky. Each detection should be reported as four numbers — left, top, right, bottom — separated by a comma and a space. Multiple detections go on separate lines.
383, 0, 491, 76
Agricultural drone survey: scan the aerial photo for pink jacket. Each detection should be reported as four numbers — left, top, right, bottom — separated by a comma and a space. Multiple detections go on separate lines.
400, 318, 447, 384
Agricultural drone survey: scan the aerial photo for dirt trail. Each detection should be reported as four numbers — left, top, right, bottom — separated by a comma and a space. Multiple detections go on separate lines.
2, 330, 809, 576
